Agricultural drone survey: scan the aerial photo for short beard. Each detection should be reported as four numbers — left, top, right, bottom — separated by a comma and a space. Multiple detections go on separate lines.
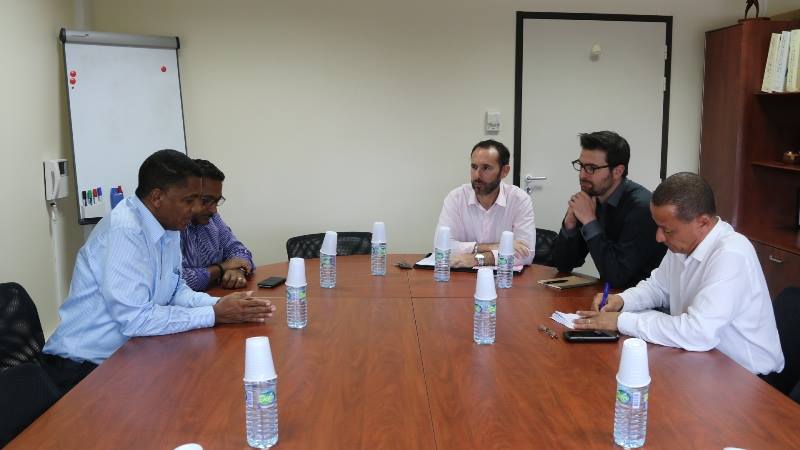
472, 177, 502, 196
582, 174, 613, 197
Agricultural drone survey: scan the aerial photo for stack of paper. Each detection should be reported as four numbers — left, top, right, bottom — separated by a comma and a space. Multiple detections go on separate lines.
550, 311, 581, 329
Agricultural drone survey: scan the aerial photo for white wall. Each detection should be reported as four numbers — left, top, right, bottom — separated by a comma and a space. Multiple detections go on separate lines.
2, 0, 749, 335
0, 0, 80, 336
768, 0, 800, 16
86, 0, 742, 269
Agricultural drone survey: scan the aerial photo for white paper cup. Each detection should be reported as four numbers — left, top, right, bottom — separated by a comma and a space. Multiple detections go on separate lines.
371, 222, 386, 243
475, 267, 497, 301
321, 230, 337, 255
174, 444, 203, 450
499, 231, 514, 255
286, 257, 307, 287
244, 336, 277, 382
435, 226, 451, 250
616, 338, 651, 388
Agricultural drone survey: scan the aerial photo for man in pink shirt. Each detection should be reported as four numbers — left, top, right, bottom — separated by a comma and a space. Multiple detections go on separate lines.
436, 140, 536, 268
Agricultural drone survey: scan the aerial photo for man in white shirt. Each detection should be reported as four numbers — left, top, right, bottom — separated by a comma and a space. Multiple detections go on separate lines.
436, 139, 536, 267
575, 172, 784, 375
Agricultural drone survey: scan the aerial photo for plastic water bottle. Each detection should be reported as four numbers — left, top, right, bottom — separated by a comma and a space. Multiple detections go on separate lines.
286, 285, 307, 329
371, 221, 387, 276
243, 337, 278, 448
320, 253, 336, 288
433, 226, 451, 282
434, 248, 450, 282
473, 267, 497, 344
496, 254, 514, 288
613, 383, 649, 448
473, 298, 497, 344
319, 231, 337, 288
245, 378, 279, 448
371, 242, 387, 275
497, 230, 514, 288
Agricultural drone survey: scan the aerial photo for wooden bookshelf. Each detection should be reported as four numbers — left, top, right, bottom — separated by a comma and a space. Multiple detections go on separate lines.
751, 161, 800, 173
699, 19, 800, 297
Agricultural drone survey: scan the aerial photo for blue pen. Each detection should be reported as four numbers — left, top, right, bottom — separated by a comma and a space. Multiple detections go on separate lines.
599, 282, 610, 310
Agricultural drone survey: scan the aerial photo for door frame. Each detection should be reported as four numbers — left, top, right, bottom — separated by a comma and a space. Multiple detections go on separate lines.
512, 12, 673, 186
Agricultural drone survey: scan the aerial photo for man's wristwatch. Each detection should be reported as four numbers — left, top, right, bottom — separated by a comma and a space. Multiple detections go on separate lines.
475, 252, 485, 267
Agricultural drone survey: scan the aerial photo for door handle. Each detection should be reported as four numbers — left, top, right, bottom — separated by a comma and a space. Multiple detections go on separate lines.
768, 255, 783, 264
524, 175, 547, 194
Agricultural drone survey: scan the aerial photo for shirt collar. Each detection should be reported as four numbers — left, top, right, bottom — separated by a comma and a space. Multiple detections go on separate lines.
604, 178, 627, 208
687, 217, 725, 263
132, 196, 167, 244
467, 182, 508, 209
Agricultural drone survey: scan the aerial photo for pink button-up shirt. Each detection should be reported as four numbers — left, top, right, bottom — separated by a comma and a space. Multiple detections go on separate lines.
435, 182, 536, 265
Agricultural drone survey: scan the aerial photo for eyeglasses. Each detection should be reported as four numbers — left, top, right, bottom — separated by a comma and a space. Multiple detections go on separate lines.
201, 195, 226, 207
538, 324, 559, 339
572, 159, 610, 175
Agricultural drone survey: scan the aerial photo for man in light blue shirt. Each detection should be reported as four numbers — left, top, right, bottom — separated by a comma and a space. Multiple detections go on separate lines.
42, 149, 275, 395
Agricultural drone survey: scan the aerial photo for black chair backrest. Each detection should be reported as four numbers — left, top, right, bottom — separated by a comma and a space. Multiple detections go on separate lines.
533, 228, 558, 267
770, 287, 800, 395
286, 232, 373, 260
0, 282, 45, 371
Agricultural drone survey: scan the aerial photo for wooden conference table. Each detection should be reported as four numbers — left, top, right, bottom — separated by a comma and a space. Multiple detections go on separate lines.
9, 254, 800, 449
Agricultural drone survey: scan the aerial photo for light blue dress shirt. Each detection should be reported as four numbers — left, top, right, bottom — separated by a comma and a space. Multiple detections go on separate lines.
43, 196, 218, 364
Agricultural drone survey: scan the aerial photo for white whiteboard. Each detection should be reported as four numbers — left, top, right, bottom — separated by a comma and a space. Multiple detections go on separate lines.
61, 29, 186, 224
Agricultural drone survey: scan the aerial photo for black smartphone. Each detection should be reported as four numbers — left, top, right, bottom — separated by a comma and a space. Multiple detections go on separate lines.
563, 330, 620, 342
257, 276, 286, 288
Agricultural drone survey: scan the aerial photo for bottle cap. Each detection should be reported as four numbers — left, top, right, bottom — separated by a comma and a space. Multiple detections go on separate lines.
321, 231, 337, 256
435, 226, 451, 250
616, 338, 651, 388
474, 267, 497, 301
371, 222, 386, 243
244, 336, 277, 382
499, 231, 514, 255
286, 257, 307, 287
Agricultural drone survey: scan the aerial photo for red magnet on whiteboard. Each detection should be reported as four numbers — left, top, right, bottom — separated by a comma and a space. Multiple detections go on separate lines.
69, 70, 77, 77
161, 66, 167, 72
69, 78, 77, 85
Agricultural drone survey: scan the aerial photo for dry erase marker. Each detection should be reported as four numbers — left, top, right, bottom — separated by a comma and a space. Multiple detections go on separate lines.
88, 190, 93, 205
81, 190, 87, 206
97, 186, 103, 202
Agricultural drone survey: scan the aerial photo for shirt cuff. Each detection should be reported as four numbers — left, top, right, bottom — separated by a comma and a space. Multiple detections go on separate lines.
617, 312, 639, 336
193, 305, 216, 328
560, 225, 578, 238
580, 220, 602, 241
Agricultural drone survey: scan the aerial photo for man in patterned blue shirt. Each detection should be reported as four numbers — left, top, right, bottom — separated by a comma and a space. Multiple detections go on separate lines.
42, 150, 276, 396
180, 159, 254, 291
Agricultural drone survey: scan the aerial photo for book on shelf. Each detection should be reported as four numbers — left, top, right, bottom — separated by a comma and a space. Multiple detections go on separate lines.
772, 30, 792, 93
763, 33, 781, 92
786, 29, 800, 92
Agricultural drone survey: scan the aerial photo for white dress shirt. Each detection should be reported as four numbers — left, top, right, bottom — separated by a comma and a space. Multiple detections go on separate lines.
436, 182, 536, 265
617, 219, 784, 375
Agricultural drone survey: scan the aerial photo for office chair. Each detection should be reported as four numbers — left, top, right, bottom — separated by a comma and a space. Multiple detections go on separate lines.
286, 232, 372, 259
0, 282, 46, 371
0, 361, 61, 447
0, 282, 61, 447
532, 228, 558, 267
764, 287, 800, 398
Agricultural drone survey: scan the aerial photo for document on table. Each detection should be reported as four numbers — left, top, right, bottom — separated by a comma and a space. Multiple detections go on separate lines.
414, 254, 524, 272
550, 311, 581, 329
